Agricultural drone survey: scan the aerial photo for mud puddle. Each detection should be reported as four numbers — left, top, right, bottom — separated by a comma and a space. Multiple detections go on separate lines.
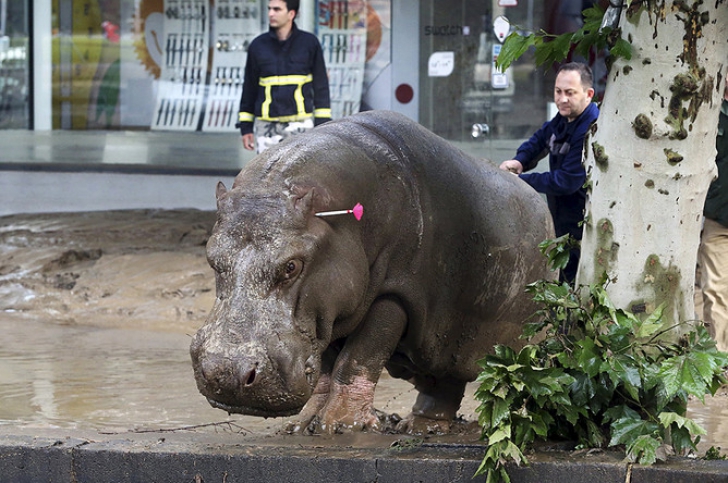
0, 209, 727, 454
0, 313, 450, 437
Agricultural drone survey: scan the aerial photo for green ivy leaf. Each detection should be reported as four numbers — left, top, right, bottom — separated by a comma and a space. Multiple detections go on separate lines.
488, 427, 512, 445
574, 337, 601, 378
659, 351, 717, 403
658, 412, 706, 436
490, 397, 514, 429
583, 5, 607, 23
569, 372, 597, 407
495, 32, 536, 71
610, 38, 633, 61
584, 419, 606, 448
522, 320, 548, 338
603, 404, 639, 425
500, 439, 528, 465
606, 355, 643, 401
534, 33, 573, 68
635, 303, 666, 338
475, 244, 724, 479
669, 425, 699, 455
609, 416, 660, 447
626, 434, 662, 465
494, 344, 518, 363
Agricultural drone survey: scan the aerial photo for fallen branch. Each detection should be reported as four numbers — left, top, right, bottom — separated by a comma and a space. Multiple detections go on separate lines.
99, 420, 251, 435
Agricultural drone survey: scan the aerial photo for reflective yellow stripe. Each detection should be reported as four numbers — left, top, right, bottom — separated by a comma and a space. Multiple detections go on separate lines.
259, 74, 313, 86
261, 83, 273, 119
259, 74, 314, 121
293, 83, 306, 117
238, 112, 254, 122
314, 108, 331, 118
261, 114, 313, 123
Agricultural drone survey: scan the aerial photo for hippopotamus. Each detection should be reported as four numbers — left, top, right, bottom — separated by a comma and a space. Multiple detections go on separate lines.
190, 110, 554, 433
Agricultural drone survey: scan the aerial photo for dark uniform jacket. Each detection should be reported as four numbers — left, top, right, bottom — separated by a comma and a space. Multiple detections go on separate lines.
514, 101, 599, 283
515, 102, 599, 242
237, 22, 332, 136
704, 99, 728, 228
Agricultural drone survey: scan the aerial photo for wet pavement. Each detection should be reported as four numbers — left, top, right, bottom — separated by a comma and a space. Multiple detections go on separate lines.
0, 313, 447, 437
1, 208, 728, 482
2, 310, 728, 458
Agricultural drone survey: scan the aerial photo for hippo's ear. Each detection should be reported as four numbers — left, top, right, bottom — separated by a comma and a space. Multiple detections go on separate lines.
216, 181, 228, 200
294, 188, 316, 217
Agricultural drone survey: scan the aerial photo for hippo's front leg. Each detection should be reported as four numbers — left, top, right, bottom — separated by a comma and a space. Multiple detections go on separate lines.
283, 354, 335, 433
290, 297, 407, 434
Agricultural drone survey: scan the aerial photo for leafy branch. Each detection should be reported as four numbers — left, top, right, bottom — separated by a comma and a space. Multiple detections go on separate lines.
473, 248, 728, 482
495, 6, 631, 72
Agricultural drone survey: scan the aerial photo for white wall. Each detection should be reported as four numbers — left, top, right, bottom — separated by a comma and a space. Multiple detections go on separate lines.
391, 0, 419, 120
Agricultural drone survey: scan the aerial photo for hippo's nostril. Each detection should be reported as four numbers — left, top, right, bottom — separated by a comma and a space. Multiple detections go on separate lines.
243, 367, 256, 386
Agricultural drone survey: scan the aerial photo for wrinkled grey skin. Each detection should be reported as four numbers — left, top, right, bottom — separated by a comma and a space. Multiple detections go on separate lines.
190, 110, 554, 433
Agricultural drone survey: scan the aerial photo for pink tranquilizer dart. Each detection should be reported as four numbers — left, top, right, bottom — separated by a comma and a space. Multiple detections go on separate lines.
315, 203, 364, 221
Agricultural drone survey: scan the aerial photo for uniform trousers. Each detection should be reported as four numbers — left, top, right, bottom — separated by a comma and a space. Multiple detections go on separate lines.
253, 117, 314, 154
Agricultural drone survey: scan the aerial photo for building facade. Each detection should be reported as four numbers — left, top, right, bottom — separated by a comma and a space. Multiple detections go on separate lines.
1, 0, 605, 162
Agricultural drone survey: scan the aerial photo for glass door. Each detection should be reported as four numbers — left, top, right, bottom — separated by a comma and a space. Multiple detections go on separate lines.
417, 0, 550, 164
0, 0, 30, 129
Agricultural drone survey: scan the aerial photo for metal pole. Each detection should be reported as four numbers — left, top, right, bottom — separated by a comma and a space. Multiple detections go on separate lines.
1, 0, 7, 36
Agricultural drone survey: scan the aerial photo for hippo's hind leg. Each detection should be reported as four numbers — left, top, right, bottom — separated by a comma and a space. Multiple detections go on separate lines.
396, 376, 467, 434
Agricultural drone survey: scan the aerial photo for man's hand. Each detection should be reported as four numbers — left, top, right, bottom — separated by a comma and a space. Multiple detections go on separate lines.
242, 133, 255, 151
499, 160, 524, 174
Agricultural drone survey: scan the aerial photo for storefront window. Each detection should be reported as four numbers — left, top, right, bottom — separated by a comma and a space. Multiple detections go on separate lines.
417, 0, 606, 163
418, 0, 548, 144
45, 0, 600, 142
0, 0, 30, 129
48, 0, 392, 132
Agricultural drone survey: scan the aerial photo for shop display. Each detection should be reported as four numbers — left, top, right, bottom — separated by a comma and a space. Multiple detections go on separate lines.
152, 0, 210, 130
316, 0, 367, 119
49, 0, 371, 132
203, 0, 262, 132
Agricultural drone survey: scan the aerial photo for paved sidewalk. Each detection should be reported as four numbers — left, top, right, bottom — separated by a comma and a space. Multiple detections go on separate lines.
2, 427, 728, 483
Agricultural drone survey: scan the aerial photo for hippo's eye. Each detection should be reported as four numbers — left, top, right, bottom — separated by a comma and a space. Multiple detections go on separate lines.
280, 259, 303, 284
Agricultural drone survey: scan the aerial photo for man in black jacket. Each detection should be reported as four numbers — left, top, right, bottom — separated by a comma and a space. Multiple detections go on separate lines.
499, 62, 599, 283
237, 0, 331, 153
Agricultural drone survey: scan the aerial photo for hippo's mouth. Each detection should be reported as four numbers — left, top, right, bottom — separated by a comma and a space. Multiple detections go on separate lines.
206, 397, 304, 418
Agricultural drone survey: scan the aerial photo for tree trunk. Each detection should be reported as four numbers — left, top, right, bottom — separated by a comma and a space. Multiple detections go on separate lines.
577, 2, 728, 328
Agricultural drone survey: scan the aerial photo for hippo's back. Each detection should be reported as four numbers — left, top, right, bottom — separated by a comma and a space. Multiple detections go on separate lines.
324, 112, 552, 375
240, 110, 554, 379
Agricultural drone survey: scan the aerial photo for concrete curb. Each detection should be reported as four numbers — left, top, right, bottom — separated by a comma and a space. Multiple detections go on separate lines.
2, 431, 728, 483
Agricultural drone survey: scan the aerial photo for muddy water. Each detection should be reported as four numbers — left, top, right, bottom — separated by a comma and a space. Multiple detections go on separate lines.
1, 209, 728, 454
0, 314, 226, 432
3, 312, 728, 454
0, 313, 432, 435
2, 310, 728, 454
0, 209, 454, 438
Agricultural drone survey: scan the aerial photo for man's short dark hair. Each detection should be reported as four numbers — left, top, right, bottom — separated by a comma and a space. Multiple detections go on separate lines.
557, 62, 594, 89
284, 0, 300, 15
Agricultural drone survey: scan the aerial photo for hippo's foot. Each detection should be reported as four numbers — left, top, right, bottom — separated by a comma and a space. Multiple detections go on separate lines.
394, 414, 454, 434
392, 414, 480, 435
283, 373, 331, 434
283, 375, 380, 434
386, 377, 472, 435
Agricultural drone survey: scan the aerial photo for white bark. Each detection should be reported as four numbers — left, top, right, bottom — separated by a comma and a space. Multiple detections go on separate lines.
577, 2, 728, 327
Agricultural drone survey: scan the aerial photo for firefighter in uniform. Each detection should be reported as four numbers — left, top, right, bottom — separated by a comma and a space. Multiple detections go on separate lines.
237, 0, 332, 153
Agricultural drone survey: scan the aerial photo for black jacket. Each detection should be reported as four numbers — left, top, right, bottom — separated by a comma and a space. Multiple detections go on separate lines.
516, 102, 599, 241
705, 99, 728, 228
237, 23, 332, 135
